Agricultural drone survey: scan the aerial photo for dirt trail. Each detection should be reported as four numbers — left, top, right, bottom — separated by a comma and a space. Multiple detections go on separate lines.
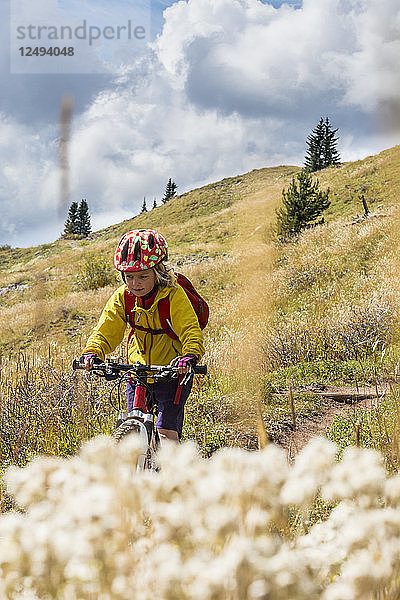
272, 384, 388, 458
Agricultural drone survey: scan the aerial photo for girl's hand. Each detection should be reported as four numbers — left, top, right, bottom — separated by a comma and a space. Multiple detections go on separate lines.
80, 353, 98, 372
174, 354, 197, 375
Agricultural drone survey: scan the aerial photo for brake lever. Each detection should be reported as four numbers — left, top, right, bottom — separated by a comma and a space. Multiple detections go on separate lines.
181, 370, 193, 385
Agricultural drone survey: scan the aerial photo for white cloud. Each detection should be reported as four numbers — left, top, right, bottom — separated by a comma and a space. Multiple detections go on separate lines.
68, 80, 277, 208
155, 0, 400, 116
339, 0, 400, 115
1, 0, 399, 247
0, 115, 59, 244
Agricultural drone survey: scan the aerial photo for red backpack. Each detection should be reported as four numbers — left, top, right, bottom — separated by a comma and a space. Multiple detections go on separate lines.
124, 273, 209, 341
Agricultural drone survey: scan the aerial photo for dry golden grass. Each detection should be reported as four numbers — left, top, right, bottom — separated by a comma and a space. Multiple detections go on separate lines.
201, 169, 285, 441
317, 144, 400, 220
262, 207, 400, 374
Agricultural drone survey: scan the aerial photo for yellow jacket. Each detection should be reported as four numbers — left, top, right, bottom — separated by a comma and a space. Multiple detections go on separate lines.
83, 283, 205, 366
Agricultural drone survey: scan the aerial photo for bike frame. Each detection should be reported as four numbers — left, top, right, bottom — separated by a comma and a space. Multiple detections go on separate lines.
72, 358, 207, 471
119, 380, 157, 471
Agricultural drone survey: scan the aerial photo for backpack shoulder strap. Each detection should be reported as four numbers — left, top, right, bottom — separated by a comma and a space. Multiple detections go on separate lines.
158, 296, 179, 340
124, 289, 137, 362
124, 288, 136, 326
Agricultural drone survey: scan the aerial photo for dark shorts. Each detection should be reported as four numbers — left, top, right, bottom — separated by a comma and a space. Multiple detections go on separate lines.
126, 376, 193, 438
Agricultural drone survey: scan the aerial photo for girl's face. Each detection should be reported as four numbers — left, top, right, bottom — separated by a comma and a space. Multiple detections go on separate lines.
125, 269, 156, 297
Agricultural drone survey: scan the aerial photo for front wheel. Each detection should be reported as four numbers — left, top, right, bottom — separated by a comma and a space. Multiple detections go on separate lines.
113, 418, 141, 443
144, 429, 160, 471
113, 418, 159, 472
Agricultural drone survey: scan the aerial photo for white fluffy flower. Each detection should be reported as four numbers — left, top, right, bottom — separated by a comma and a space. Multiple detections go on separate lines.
322, 447, 386, 506
1, 436, 400, 600
281, 437, 337, 506
385, 473, 400, 503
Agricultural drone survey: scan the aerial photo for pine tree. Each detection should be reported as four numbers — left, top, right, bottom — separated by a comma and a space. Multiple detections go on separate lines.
162, 178, 177, 203
152, 198, 157, 209
304, 118, 325, 172
304, 117, 340, 172
275, 169, 330, 241
77, 199, 91, 237
322, 118, 340, 167
63, 201, 79, 235
141, 197, 148, 213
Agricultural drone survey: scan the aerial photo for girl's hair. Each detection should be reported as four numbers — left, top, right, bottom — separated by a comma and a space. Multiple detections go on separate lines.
120, 261, 176, 287
153, 260, 176, 288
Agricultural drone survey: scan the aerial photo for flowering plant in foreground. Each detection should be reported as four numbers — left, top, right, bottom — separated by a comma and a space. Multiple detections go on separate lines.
1, 436, 400, 600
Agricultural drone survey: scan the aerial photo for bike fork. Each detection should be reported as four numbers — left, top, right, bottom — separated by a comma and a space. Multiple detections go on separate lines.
129, 383, 148, 412
118, 382, 149, 425
118, 382, 156, 461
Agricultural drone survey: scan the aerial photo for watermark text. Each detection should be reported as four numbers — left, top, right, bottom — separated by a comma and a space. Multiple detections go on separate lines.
15, 20, 146, 46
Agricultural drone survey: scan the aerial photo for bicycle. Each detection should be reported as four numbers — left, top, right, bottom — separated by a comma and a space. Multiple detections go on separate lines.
72, 357, 207, 471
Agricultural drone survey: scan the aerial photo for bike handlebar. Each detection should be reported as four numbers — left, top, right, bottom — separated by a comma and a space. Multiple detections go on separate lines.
72, 358, 207, 377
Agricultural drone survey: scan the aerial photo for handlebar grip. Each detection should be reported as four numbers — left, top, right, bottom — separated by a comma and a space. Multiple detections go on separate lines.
193, 365, 207, 375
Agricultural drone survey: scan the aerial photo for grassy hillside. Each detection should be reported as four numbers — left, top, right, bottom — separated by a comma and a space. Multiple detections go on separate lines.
1, 146, 399, 355
1, 144, 400, 474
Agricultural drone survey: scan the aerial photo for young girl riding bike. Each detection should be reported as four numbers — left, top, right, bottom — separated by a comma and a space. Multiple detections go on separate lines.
80, 229, 205, 442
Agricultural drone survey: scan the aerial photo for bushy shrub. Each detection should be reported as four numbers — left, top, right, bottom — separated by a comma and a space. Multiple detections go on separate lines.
2, 437, 400, 599
76, 254, 116, 290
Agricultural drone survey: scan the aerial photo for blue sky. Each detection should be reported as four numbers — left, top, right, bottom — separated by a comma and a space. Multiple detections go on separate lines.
1, 0, 399, 247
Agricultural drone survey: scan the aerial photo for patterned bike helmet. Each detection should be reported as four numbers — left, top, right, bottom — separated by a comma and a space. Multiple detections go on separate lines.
114, 229, 168, 272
